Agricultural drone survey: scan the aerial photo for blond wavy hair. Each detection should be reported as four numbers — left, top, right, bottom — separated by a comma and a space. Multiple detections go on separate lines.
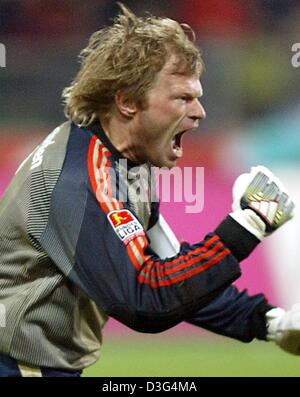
62, 3, 204, 127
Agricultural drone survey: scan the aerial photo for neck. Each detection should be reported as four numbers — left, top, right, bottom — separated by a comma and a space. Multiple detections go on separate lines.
100, 115, 142, 164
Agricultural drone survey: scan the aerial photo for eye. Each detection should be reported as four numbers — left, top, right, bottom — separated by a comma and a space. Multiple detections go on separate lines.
178, 96, 191, 102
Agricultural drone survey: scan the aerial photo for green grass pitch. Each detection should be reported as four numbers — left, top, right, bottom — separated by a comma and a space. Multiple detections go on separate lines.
83, 331, 300, 377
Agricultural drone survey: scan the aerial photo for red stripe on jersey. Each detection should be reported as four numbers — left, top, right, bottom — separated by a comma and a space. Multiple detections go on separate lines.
143, 241, 225, 278
88, 135, 146, 268
88, 135, 98, 194
139, 240, 226, 284
88, 136, 121, 212
138, 249, 230, 287
127, 241, 142, 270
133, 236, 151, 262
146, 235, 219, 268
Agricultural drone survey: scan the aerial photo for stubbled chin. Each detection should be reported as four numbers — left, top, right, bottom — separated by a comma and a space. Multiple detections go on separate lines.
154, 157, 177, 169
148, 144, 182, 168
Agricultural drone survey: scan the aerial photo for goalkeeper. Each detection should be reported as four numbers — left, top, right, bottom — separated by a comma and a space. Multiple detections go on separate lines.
0, 3, 298, 377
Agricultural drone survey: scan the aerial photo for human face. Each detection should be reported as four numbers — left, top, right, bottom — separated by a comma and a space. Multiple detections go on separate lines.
132, 58, 206, 168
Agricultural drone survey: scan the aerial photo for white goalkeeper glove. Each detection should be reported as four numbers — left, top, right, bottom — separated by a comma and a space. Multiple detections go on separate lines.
230, 165, 295, 240
266, 305, 300, 355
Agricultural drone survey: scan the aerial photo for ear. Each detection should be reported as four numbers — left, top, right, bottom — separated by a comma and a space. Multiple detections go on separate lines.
115, 91, 138, 118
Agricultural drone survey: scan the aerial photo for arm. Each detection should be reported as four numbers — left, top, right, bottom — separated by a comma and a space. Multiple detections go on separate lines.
147, 212, 272, 342
186, 285, 273, 342
146, 165, 299, 347
37, 131, 252, 334
147, 212, 260, 263
152, 211, 300, 355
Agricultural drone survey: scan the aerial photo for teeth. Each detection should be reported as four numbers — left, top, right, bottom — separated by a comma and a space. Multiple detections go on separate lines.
173, 145, 183, 158
171, 134, 183, 158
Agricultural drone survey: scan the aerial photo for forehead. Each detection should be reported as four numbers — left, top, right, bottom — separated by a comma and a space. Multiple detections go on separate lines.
152, 57, 202, 96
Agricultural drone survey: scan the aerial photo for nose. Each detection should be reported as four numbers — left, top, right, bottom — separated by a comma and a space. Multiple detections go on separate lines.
189, 99, 206, 122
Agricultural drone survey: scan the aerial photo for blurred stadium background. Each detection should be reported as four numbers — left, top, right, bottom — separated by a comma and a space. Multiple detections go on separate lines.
1, 0, 300, 376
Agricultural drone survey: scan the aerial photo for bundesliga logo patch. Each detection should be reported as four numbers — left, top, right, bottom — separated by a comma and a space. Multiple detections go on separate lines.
107, 209, 144, 245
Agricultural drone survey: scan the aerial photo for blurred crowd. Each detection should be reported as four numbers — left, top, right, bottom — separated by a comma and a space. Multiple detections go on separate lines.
1, 0, 299, 38
1, 0, 300, 127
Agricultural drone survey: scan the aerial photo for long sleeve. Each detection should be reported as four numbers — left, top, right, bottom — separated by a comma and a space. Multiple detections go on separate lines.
146, 203, 271, 341
186, 285, 274, 342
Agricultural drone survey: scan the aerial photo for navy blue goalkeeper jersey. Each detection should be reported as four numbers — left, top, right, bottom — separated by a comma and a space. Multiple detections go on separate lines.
0, 120, 272, 370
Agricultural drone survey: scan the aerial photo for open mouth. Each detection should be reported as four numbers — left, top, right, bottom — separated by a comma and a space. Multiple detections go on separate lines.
171, 131, 186, 158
